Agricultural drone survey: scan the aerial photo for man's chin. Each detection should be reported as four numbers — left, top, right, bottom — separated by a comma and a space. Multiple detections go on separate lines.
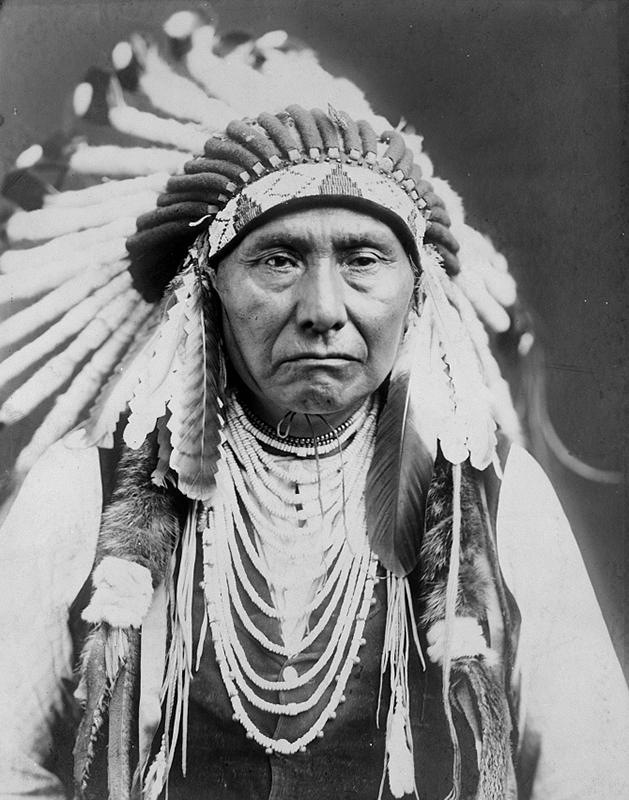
276, 382, 368, 419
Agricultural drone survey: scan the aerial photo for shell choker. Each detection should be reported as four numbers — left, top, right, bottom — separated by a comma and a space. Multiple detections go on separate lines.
235, 394, 374, 457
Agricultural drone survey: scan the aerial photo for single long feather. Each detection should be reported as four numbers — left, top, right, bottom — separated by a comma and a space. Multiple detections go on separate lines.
42, 173, 169, 208
68, 144, 189, 179
168, 267, 224, 499
107, 628, 141, 800
73, 625, 115, 796
365, 326, 434, 577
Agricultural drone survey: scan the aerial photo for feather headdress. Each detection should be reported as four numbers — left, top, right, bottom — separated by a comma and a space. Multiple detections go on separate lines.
1, 10, 526, 800
0, 14, 522, 516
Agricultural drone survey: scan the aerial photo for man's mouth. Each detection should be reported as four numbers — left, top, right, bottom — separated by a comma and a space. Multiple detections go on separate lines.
283, 353, 360, 363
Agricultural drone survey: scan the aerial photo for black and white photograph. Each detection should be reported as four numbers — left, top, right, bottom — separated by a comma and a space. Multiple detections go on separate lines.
0, 2, 627, 798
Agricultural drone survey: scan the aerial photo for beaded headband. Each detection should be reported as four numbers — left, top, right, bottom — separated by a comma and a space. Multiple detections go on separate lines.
207, 161, 425, 259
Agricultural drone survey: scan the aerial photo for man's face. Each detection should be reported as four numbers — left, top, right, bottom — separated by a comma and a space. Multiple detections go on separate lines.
213, 206, 415, 425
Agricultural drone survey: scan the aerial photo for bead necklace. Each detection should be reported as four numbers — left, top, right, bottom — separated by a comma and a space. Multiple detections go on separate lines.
234, 394, 372, 457
200, 394, 380, 754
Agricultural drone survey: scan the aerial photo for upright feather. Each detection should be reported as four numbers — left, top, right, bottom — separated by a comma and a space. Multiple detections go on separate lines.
365, 322, 434, 577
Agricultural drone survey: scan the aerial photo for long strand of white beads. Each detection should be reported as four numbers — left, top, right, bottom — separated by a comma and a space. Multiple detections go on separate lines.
199, 395, 381, 755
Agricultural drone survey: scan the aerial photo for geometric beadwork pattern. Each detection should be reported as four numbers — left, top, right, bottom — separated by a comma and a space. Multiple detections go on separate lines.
207, 161, 426, 259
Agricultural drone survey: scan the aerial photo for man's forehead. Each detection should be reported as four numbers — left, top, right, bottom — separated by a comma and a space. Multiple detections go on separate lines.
234, 205, 412, 256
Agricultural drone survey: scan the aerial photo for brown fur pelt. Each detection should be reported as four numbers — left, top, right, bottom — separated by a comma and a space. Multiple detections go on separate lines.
418, 451, 515, 800
95, 433, 185, 585
419, 452, 492, 626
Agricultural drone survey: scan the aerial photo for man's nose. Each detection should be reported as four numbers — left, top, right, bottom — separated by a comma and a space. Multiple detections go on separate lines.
295, 260, 348, 334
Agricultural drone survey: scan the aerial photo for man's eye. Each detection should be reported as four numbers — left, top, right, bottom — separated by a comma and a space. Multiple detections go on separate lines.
345, 253, 380, 269
263, 254, 297, 269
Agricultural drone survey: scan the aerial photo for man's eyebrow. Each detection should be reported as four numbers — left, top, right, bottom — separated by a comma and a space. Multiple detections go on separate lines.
243, 232, 300, 250
332, 231, 398, 250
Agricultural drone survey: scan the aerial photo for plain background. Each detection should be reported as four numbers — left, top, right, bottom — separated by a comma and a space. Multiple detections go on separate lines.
0, 0, 627, 676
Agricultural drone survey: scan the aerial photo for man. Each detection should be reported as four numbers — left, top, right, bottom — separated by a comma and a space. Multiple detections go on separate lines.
1, 25, 628, 800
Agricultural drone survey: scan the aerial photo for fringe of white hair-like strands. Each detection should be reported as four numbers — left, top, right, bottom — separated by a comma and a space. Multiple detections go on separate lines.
378, 574, 425, 800
143, 499, 199, 800
441, 277, 523, 447
418, 248, 497, 471
441, 463, 463, 800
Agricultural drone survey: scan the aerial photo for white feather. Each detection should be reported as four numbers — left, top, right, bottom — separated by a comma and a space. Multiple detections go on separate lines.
6, 191, 157, 242
0, 239, 127, 303
452, 271, 511, 334
420, 248, 496, 470
108, 106, 208, 154
69, 144, 189, 178
0, 219, 136, 272
43, 173, 169, 208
